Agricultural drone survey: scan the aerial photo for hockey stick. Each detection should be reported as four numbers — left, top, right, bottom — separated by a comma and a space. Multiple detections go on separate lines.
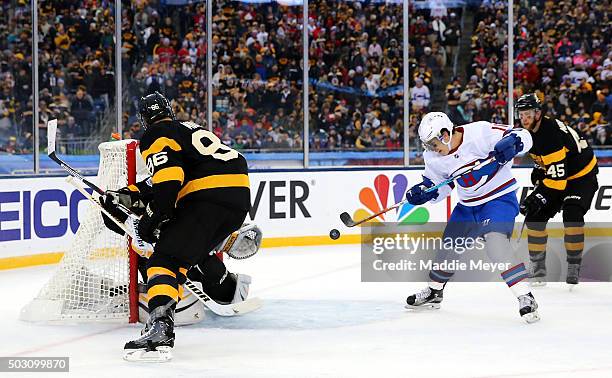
339, 156, 497, 227
67, 176, 263, 316
47, 119, 105, 195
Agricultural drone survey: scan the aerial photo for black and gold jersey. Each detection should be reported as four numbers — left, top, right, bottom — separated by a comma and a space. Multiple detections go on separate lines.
139, 119, 250, 217
528, 116, 598, 192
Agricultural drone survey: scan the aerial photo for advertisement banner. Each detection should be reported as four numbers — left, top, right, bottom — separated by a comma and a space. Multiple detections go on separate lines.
0, 167, 611, 265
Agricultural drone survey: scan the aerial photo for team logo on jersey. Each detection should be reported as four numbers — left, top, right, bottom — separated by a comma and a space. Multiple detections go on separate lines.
454, 158, 500, 189
354, 174, 429, 225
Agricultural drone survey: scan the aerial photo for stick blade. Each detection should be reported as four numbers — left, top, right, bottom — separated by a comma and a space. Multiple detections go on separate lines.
340, 212, 355, 227
47, 119, 58, 155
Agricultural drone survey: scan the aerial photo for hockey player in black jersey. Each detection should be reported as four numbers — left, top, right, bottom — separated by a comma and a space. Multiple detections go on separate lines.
102, 92, 253, 361
515, 94, 599, 287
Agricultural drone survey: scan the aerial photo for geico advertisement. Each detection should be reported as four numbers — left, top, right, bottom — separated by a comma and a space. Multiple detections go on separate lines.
0, 168, 610, 257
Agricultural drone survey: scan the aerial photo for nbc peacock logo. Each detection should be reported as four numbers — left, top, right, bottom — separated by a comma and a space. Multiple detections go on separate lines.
353, 174, 430, 225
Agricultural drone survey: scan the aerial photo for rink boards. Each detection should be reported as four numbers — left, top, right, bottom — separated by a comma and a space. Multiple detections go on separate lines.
0, 167, 611, 269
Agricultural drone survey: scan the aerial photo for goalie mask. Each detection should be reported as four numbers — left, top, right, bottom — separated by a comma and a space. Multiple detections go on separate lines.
418, 112, 454, 152
137, 91, 175, 130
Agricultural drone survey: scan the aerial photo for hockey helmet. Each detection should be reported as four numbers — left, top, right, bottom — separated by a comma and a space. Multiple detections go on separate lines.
418, 112, 454, 151
137, 91, 175, 129
515, 93, 542, 112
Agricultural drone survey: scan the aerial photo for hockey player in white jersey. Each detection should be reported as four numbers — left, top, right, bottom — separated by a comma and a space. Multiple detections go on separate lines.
404, 112, 540, 323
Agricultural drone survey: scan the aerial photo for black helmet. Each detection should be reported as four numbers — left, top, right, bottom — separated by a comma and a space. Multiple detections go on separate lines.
138, 91, 174, 129
515, 93, 542, 112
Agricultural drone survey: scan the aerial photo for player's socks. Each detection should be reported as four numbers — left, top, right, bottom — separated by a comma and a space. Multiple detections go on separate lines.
501, 263, 530, 296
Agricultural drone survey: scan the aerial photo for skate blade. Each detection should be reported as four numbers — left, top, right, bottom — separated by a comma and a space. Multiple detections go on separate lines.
522, 311, 541, 324
404, 303, 441, 311
123, 346, 173, 362
529, 280, 547, 288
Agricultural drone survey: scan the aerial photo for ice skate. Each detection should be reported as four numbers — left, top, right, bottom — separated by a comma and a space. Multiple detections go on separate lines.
518, 293, 540, 324
124, 306, 175, 362
405, 286, 443, 310
528, 258, 547, 287
566, 263, 581, 290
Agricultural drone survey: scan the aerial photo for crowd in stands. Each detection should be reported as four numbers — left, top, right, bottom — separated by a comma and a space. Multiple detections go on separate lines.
448, 0, 611, 147
1, 0, 610, 157
513, 0, 612, 146
0, 0, 118, 154
446, 1, 510, 126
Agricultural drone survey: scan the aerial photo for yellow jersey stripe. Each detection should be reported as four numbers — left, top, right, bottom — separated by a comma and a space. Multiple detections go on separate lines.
177, 174, 250, 201
543, 178, 567, 190
567, 156, 597, 180
147, 267, 176, 279
179, 267, 188, 276
141, 137, 182, 161
541, 147, 568, 166
148, 284, 178, 301
153, 166, 185, 185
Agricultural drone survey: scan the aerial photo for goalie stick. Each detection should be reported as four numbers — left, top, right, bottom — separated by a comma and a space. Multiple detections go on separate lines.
66, 176, 263, 317
339, 156, 497, 227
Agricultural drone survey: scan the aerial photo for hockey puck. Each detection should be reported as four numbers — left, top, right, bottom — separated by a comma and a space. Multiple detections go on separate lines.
329, 229, 340, 240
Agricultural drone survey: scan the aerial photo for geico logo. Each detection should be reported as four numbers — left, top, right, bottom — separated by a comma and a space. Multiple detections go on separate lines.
0, 189, 91, 242
518, 185, 612, 211
248, 180, 311, 220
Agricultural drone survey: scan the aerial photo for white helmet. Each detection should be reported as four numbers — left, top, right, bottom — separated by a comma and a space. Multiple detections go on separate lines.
418, 112, 454, 151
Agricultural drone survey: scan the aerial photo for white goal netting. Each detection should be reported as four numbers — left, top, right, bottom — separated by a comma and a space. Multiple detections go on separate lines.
21, 140, 139, 323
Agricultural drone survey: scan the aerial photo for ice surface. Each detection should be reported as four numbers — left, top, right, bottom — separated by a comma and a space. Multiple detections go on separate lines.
3, 245, 612, 377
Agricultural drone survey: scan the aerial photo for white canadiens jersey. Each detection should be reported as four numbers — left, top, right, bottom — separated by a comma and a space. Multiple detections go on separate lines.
423, 121, 533, 207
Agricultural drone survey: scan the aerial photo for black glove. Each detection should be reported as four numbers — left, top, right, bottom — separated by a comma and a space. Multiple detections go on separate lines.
100, 194, 129, 236
106, 187, 147, 215
137, 203, 168, 244
519, 190, 549, 216
530, 169, 545, 186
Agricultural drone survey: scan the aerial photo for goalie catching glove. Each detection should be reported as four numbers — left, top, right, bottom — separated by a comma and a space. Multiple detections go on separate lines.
214, 223, 263, 260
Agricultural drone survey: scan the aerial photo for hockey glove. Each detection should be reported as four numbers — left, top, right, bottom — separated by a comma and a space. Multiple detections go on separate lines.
492, 134, 523, 165
106, 187, 147, 216
530, 168, 545, 186
405, 177, 439, 205
519, 190, 548, 216
100, 194, 129, 236
137, 203, 169, 244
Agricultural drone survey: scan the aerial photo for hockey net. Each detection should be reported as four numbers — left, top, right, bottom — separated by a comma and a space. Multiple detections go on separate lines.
20, 140, 141, 323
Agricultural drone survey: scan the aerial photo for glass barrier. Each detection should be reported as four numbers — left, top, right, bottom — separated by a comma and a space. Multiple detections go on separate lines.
512, 0, 612, 156
1, 0, 610, 175
307, 0, 404, 167
409, 2, 468, 165
0, 1, 33, 175
212, 0, 305, 168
